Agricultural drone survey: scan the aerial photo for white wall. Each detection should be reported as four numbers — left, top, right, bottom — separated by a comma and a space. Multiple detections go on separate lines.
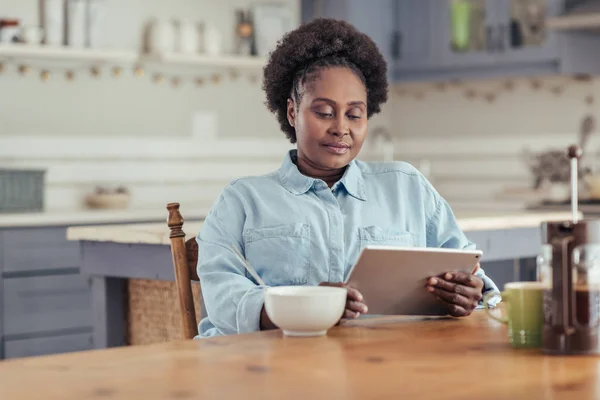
2, 0, 597, 213
389, 75, 600, 211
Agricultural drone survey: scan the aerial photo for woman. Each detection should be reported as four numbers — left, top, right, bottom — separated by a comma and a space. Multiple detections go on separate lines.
196, 18, 499, 337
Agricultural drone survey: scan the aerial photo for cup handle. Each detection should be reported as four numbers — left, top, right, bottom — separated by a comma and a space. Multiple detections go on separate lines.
484, 291, 508, 325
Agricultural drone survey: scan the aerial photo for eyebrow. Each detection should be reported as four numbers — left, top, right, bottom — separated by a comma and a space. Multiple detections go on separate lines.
312, 97, 366, 107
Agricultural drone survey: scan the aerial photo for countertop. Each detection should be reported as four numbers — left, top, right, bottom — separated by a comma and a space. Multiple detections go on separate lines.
0, 207, 210, 228
66, 211, 578, 246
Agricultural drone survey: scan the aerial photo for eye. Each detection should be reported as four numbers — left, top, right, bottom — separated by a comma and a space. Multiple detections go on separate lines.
347, 110, 363, 120
315, 111, 333, 118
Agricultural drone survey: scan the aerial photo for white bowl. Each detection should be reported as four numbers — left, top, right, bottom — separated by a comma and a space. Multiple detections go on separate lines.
264, 286, 347, 337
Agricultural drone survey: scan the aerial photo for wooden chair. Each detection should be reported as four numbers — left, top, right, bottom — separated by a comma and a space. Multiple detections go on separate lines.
166, 202, 200, 339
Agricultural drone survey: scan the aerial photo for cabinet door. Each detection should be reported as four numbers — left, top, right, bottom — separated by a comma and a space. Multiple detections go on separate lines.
492, 0, 561, 65
393, 0, 439, 70
439, 0, 500, 68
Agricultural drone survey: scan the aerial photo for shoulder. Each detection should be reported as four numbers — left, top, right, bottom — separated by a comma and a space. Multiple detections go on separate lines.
226, 170, 280, 192
203, 171, 280, 225
212, 171, 280, 205
356, 159, 422, 180
357, 159, 440, 198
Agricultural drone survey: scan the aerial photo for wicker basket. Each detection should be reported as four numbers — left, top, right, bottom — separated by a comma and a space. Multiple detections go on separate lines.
0, 168, 45, 213
126, 279, 202, 345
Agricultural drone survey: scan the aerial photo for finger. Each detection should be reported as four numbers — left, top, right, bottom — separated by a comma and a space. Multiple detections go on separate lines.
427, 276, 457, 293
433, 296, 471, 317
347, 300, 368, 314
445, 272, 483, 289
319, 282, 344, 288
346, 287, 364, 302
343, 309, 360, 319
427, 282, 483, 304
427, 286, 475, 310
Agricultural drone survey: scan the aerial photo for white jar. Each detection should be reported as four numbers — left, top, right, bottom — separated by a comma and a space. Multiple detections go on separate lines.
177, 19, 199, 54
203, 24, 222, 55
148, 19, 175, 54
87, 0, 105, 48
67, 0, 86, 47
43, 0, 65, 46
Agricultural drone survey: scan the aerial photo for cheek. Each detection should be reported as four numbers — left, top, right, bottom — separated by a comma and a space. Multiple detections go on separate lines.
352, 121, 368, 144
297, 113, 327, 141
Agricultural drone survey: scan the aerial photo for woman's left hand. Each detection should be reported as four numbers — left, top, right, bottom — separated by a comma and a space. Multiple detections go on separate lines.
426, 271, 484, 317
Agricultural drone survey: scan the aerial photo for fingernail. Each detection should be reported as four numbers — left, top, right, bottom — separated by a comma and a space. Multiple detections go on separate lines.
355, 312, 361, 319
445, 273, 453, 280
429, 278, 438, 285
427, 286, 435, 292
363, 306, 368, 313
357, 293, 363, 302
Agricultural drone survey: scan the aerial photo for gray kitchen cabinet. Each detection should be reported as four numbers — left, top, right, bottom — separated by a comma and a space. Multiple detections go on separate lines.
4, 333, 93, 359
3, 275, 92, 336
392, 0, 440, 70
0, 226, 94, 359
304, 0, 600, 83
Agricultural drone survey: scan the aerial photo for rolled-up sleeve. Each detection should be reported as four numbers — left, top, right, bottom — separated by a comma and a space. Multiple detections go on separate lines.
423, 180, 501, 308
196, 184, 267, 336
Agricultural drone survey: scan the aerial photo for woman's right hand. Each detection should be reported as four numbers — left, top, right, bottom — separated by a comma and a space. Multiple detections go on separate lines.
318, 282, 368, 320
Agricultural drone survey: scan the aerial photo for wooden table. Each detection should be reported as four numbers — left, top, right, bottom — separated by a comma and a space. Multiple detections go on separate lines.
1, 310, 599, 400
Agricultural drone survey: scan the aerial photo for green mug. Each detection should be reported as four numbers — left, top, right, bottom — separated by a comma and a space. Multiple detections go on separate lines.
484, 281, 547, 349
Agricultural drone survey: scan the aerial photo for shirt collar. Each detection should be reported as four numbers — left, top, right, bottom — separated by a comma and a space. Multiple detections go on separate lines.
278, 149, 367, 201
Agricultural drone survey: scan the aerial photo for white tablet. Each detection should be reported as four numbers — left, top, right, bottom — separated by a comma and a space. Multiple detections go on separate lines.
344, 245, 483, 316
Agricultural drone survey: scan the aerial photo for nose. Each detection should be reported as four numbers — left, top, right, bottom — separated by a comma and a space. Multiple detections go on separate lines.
329, 114, 350, 137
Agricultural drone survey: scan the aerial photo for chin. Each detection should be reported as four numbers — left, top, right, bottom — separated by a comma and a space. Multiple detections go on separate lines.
319, 154, 354, 169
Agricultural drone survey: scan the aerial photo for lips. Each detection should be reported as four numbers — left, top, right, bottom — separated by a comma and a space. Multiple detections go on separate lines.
322, 141, 351, 155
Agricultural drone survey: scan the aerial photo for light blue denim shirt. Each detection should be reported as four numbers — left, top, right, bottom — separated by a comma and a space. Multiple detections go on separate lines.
196, 150, 499, 337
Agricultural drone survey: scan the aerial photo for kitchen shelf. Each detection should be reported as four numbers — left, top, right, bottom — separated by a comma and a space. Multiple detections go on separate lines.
547, 12, 600, 30
143, 52, 266, 70
0, 44, 267, 69
0, 44, 138, 64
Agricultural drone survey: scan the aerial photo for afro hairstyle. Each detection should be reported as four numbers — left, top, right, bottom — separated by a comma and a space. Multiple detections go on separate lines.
262, 18, 389, 143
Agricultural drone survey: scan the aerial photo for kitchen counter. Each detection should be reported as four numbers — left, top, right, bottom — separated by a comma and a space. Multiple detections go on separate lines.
0, 207, 210, 228
66, 210, 576, 351
66, 210, 578, 245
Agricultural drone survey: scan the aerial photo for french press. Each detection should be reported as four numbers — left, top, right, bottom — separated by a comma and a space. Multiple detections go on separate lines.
540, 145, 600, 354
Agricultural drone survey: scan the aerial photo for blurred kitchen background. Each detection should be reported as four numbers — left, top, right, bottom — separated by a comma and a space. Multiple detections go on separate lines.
3, 0, 600, 216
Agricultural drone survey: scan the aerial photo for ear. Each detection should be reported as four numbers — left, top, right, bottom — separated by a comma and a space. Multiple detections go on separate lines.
286, 98, 296, 128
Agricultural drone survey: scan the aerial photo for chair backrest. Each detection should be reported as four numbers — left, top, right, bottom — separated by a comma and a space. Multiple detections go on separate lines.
167, 202, 199, 339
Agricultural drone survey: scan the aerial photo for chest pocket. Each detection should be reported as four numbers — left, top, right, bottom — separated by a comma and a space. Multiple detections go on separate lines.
358, 226, 415, 249
243, 223, 310, 286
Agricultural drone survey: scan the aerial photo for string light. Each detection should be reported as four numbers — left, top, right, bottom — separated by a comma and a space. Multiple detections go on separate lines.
65, 70, 75, 81
134, 65, 144, 77
211, 73, 221, 84
40, 70, 50, 82
90, 66, 101, 78
18, 64, 30, 76
111, 66, 122, 78
153, 73, 164, 85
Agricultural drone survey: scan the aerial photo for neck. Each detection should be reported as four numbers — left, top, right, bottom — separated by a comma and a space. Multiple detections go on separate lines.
295, 153, 347, 188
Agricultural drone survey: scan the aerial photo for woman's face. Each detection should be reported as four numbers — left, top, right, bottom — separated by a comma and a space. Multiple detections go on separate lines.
287, 67, 368, 171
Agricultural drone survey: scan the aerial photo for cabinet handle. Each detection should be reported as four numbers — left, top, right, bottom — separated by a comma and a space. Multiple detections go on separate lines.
497, 24, 506, 52
486, 25, 495, 52
391, 31, 402, 60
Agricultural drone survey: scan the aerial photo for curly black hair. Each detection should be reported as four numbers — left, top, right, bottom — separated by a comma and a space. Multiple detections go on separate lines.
262, 18, 388, 143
